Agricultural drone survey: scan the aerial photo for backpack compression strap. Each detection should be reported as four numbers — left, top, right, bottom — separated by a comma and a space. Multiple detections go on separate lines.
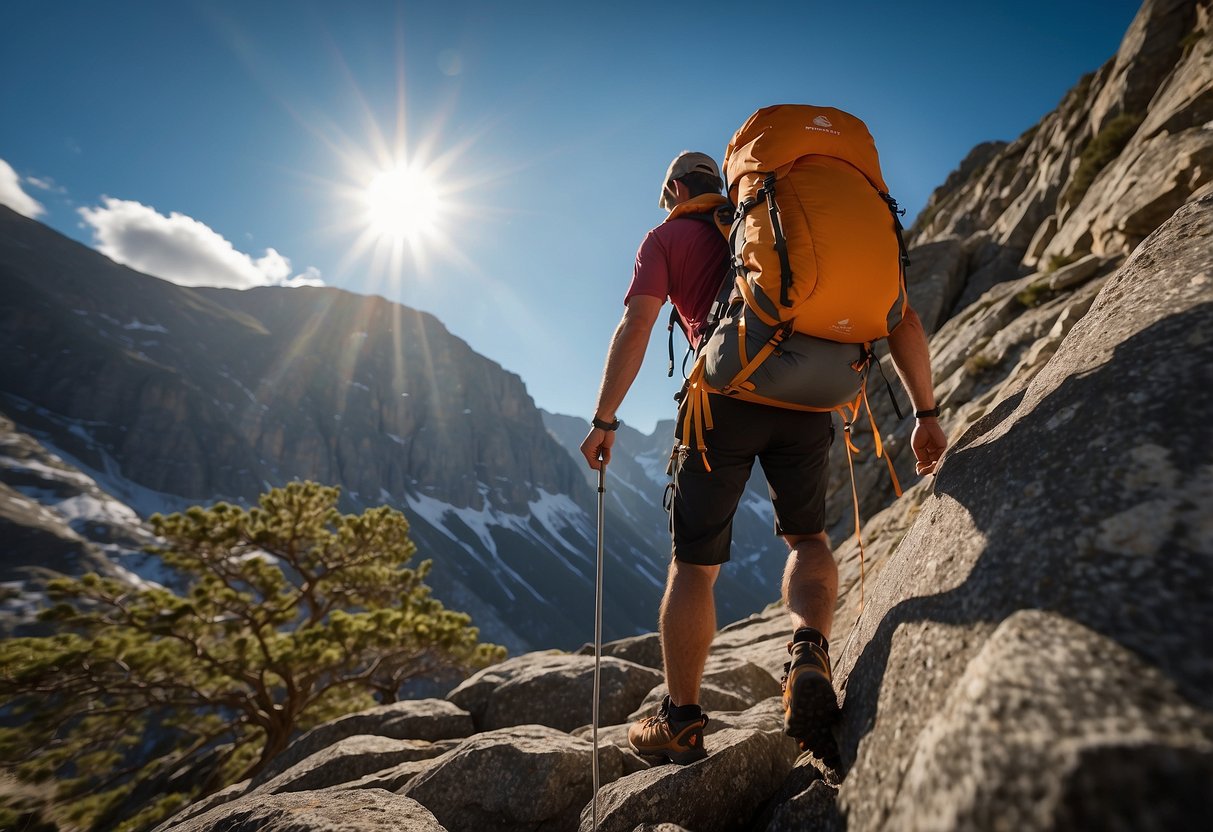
730, 173, 794, 308
879, 192, 912, 271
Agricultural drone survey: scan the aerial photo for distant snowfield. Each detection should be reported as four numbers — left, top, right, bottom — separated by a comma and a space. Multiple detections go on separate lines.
1, 454, 95, 489
633, 450, 671, 486
400, 481, 619, 605
55, 492, 142, 527
1, 401, 235, 594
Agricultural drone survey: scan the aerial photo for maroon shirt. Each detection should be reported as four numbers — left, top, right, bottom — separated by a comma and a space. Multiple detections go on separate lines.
624, 217, 730, 349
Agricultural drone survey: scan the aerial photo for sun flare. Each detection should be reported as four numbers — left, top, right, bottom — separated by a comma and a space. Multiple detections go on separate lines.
364, 163, 442, 244
324, 56, 484, 288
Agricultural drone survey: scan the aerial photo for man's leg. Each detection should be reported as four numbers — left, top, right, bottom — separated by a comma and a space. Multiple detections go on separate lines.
628, 396, 756, 764
781, 531, 838, 638
628, 557, 718, 764
779, 532, 840, 758
659, 559, 720, 707
759, 409, 839, 758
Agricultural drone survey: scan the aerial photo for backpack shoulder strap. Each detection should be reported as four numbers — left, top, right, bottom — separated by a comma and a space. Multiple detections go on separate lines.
662, 195, 736, 377
664, 193, 729, 224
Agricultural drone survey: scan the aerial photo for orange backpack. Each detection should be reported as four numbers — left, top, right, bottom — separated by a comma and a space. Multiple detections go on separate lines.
679, 102, 910, 438
723, 105, 908, 339
677, 105, 911, 597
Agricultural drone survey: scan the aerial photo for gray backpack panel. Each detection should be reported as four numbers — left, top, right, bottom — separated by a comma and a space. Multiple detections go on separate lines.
701, 306, 867, 409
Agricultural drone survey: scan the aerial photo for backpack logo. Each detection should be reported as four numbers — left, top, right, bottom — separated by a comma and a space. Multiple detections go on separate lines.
806, 114, 841, 136
830, 318, 854, 335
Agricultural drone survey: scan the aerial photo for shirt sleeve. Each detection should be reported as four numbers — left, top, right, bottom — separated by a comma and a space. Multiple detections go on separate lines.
623, 229, 670, 306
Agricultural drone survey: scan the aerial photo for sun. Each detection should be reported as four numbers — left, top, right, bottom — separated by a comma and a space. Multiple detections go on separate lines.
364, 163, 442, 245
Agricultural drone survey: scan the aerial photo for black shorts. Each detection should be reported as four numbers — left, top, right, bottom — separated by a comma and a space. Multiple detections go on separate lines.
670, 394, 833, 566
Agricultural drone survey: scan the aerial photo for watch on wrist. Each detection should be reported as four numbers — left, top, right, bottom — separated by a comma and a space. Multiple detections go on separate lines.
915, 407, 941, 419
592, 416, 621, 431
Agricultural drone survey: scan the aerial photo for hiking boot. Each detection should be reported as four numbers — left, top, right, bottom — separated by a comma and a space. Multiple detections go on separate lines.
781, 631, 839, 759
627, 694, 708, 765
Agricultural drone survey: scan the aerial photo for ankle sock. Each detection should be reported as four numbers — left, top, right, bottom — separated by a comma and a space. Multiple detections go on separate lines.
668, 701, 703, 722
793, 627, 829, 653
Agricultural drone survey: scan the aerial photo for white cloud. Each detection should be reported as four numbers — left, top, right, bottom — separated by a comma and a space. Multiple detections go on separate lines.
282, 266, 325, 287
25, 175, 66, 194
78, 197, 324, 289
0, 158, 46, 218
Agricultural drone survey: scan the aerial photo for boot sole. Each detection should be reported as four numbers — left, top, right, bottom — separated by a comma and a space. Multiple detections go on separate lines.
783, 666, 839, 759
631, 742, 708, 766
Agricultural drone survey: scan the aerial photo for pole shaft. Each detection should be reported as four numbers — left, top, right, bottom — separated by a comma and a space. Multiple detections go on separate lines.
592, 462, 605, 830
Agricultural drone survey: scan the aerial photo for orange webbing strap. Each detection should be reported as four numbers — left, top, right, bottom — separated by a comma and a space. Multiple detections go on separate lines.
837, 396, 862, 453
680, 357, 716, 471
836, 403, 867, 613
860, 384, 903, 498
722, 326, 789, 396
738, 312, 750, 366
835, 377, 907, 615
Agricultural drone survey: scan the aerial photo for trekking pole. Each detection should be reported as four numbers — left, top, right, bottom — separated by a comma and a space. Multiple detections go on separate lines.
592, 456, 606, 831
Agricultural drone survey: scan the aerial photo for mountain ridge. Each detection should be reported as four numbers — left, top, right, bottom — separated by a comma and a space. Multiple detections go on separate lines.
1, 206, 783, 652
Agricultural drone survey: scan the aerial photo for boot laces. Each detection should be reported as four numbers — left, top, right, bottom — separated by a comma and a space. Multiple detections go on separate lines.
647, 700, 707, 730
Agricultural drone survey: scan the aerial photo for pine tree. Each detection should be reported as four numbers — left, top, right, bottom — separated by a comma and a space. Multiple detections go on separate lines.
0, 481, 505, 831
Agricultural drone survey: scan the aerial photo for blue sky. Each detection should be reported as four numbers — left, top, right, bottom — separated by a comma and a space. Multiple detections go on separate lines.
2, 0, 1141, 434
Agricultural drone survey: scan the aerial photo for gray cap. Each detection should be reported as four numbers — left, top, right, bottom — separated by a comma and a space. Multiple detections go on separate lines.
659, 151, 722, 210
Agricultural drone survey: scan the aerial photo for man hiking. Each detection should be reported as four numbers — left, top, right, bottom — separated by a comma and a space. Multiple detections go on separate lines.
579, 148, 947, 764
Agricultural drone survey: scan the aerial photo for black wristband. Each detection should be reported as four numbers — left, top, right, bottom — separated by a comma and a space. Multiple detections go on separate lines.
915, 407, 941, 419
591, 416, 620, 431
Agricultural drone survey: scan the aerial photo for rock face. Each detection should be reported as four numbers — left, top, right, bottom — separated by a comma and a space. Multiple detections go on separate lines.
402, 725, 625, 832
831, 182, 1213, 831
155, 615, 801, 832
0, 414, 150, 633
447, 652, 663, 732
160, 790, 447, 832
807, 0, 1213, 575
252, 699, 474, 785
910, 0, 1212, 273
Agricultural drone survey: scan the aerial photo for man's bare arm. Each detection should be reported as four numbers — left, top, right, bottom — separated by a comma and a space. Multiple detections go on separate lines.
886, 306, 948, 475
579, 295, 664, 470
886, 306, 935, 410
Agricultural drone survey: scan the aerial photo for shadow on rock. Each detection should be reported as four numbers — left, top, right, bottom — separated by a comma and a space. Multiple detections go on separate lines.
830, 287, 1213, 827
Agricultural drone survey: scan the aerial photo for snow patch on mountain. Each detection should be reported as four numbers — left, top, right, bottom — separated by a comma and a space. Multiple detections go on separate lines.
405, 491, 526, 602
123, 319, 168, 333
1, 454, 96, 490
744, 494, 774, 521
403, 483, 602, 604
633, 450, 672, 486
527, 490, 593, 553
56, 493, 142, 528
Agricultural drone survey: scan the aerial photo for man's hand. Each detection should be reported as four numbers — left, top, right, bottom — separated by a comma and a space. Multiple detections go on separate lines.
580, 427, 615, 470
887, 307, 947, 476
911, 418, 947, 476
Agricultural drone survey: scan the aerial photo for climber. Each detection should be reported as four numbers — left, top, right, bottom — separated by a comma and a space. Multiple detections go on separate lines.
579, 148, 947, 764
